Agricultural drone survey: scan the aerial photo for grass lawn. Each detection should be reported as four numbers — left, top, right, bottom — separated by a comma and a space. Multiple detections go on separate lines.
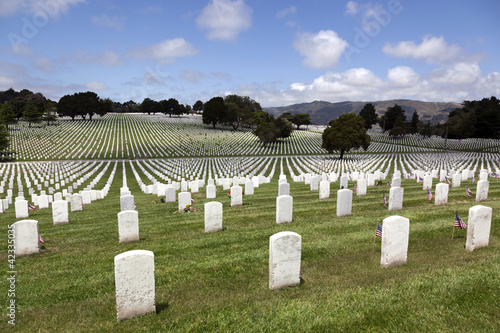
1, 162, 499, 332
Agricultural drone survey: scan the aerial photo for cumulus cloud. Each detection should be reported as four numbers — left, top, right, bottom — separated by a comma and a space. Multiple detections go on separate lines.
85, 81, 107, 91
235, 63, 500, 107
383, 35, 465, 64
428, 63, 481, 84
196, 0, 252, 41
293, 30, 349, 69
276, 5, 296, 19
128, 38, 198, 64
90, 14, 126, 31
0, 0, 85, 18
345, 1, 359, 15
387, 66, 419, 86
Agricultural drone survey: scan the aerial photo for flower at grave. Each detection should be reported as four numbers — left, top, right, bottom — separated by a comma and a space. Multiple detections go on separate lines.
39, 235, 44, 243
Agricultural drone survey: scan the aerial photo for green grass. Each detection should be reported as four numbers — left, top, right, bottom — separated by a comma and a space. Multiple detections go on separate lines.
0, 163, 499, 332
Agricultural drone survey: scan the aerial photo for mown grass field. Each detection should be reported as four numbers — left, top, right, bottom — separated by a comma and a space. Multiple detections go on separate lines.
1, 160, 498, 332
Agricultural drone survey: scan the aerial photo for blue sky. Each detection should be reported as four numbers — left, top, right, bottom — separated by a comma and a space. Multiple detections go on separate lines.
1, 0, 499, 107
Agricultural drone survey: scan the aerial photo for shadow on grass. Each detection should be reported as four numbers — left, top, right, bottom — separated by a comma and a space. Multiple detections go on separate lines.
156, 302, 169, 314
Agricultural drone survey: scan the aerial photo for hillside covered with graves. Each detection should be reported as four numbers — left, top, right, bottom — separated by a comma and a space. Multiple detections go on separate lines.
0, 108, 498, 331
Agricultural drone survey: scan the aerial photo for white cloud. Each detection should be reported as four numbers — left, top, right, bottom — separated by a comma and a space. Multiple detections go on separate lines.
383, 35, 464, 64
428, 63, 481, 84
196, 0, 252, 41
233, 63, 500, 107
0, 74, 17, 88
293, 30, 348, 69
276, 5, 296, 19
90, 14, 126, 31
0, 0, 85, 18
345, 1, 359, 15
128, 38, 198, 64
85, 81, 107, 91
387, 66, 419, 86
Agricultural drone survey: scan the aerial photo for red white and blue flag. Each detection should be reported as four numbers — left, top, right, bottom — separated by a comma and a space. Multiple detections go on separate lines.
376, 223, 383, 238
427, 189, 433, 201
383, 193, 387, 206
454, 214, 467, 229
466, 186, 473, 197
39, 235, 44, 243
28, 204, 36, 211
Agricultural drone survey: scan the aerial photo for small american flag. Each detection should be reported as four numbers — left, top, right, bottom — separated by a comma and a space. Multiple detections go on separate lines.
383, 192, 387, 206
465, 186, 473, 197
445, 176, 450, 184
427, 189, 433, 201
387, 181, 391, 187
28, 204, 36, 211
39, 235, 44, 243
472, 175, 475, 184
419, 177, 424, 183
376, 223, 383, 238
353, 184, 357, 193
454, 214, 467, 229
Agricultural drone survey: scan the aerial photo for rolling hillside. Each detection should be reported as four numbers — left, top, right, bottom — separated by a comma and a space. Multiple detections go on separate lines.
264, 99, 461, 125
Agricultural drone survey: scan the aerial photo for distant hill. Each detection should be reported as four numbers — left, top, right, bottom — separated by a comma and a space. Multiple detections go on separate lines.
264, 99, 462, 125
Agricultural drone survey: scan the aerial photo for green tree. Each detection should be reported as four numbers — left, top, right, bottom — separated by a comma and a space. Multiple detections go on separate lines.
193, 100, 204, 113
358, 103, 378, 129
274, 117, 293, 139
253, 121, 278, 147
389, 116, 406, 137
0, 124, 9, 154
0, 102, 17, 130
42, 100, 58, 126
290, 113, 312, 130
57, 94, 78, 120
22, 98, 43, 127
410, 111, 420, 134
141, 98, 158, 115
381, 104, 406, 131
322, 113, 370, 159
202, 97, 226, 129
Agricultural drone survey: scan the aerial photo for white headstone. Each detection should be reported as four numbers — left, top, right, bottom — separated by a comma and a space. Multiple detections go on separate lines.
38, 195, 49, 209
15, 199, 29, 219
452, 173, 461, 188
276, 195, 293, 224
81, 191, 91, 205
319, 180, 330, 199
336, 189, 353, 217
475, 180, 489, 202
269, 231, 301, 290
423, 175, 432, 190
278, 182, 290, 197
52, 200, 69, 225
120, 195, 135, 212
388, 187, 404, 211
70, 194, 83, 212
165, 186, 176, 203
356, 179, 367, 196
310, 176, 320, 191
204, 202, 223, 233
340, 176, 348, 189
206, 184, 216, 199
434, 183, 449, 206
178, 192, 192, 212
114, 250, 155, 321
230, 185, 243, 207
465, 205, 492, 252
245, 180, 255, 195
118, 210, 139, 243
12, 219, 40, 257
380, 215, 410, 268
